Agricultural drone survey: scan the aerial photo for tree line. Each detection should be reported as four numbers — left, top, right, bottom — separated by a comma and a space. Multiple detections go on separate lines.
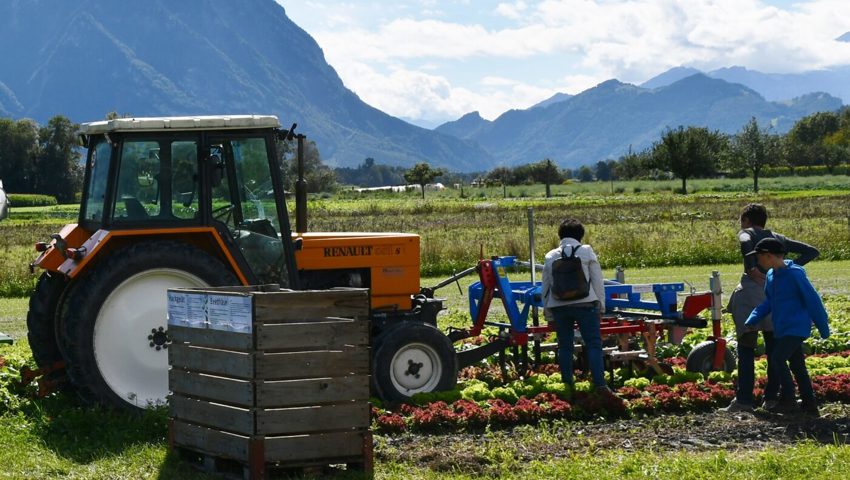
0, 116, 82, 202
3, 107, 849, 201
480, 107, 850, 194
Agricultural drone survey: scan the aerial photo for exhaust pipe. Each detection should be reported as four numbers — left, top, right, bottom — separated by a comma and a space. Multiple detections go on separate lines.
295, 133, 307, 233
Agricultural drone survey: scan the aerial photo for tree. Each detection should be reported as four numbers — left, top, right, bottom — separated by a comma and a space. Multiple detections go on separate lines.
404, 162, 444, 199
279, 139, 336, 193
786, 111, 841, 167
535, 158, 560, 198
652, 126, 725, 194
615, 147, 651, 180
0, 118, 39, 193
577, 165, 594, 182
484, 166, 512, 186
595, 160, 612, 182
36, 116, 83, 202
727, 117, 781, 193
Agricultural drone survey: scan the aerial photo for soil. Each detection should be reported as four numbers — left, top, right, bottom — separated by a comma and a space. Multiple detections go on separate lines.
376, 403, 850, 475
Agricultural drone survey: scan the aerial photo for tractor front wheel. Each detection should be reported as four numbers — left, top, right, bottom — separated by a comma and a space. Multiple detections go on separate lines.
60, 241, 238, 410
26, 272, 68, 369
686, 340, 735, 376
372, 322, 458, 403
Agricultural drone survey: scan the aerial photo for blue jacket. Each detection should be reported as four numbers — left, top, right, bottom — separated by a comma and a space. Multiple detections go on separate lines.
745, 260, 830, 339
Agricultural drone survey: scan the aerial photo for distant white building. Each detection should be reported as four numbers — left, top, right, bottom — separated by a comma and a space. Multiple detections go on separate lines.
354, 185, 414, 193
0, 180, 8, 221
354, 183, 445, 193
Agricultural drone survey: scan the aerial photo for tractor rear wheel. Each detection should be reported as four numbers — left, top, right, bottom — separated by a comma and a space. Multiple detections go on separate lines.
686, 340, 735, 376
26, 272, 68, 368
61, 241, 238, 410
372, 321, 457, 403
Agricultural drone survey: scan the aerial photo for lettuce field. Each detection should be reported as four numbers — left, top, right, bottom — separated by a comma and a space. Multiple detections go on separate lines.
1, 182, 850, 478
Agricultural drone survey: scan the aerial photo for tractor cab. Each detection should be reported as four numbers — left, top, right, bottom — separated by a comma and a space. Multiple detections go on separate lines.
75, 115, 297, 287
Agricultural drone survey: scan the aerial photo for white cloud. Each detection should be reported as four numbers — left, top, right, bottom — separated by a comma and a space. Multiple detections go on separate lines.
496, 1, 529, 20
334, 63, 559, 121
295, 0, 850, 123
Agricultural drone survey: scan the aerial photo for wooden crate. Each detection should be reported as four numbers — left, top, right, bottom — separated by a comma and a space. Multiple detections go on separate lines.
166, 286, 372, 479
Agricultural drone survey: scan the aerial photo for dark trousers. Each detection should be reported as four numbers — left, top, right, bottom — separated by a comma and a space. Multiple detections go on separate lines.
771, 335, 816, 405
551, 304, 606, 388
736, 331, 778, 406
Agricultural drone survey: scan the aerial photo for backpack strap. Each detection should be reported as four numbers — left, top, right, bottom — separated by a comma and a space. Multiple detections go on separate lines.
569, 245, 581, 257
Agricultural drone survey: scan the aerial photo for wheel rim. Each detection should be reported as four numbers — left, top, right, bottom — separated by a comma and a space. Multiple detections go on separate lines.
94, 269, 207, 408
388, 342, 443, 395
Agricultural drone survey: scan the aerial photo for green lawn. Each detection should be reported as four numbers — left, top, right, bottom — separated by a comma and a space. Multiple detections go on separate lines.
1, 179, 849, 478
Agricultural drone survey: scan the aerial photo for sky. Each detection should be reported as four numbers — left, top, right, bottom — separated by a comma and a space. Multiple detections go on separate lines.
281, 1, 850, 128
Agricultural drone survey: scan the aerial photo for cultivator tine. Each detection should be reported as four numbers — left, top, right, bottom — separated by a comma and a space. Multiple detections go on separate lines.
18, 361, 66, 397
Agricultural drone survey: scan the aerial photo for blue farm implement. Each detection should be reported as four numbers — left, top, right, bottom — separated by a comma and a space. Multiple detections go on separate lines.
443, 256, 731, 378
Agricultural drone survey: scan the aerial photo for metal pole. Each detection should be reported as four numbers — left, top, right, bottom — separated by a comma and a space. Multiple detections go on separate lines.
528, 207, 541, 366
528, 207, 536, 284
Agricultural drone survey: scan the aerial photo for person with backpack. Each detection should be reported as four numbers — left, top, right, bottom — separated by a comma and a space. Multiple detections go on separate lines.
721, 203, 819, 413
541, 218, 609, 392
744, 237, 830, 416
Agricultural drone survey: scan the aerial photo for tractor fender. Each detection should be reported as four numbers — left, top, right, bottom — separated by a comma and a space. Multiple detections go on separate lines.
48, 227, 249, 285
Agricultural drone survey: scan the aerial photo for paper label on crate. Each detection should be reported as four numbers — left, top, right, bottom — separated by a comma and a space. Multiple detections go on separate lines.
630, 284, 654, 294
186, 293, 208, 327
166, 291, 188, 326
207, 294, 253, 333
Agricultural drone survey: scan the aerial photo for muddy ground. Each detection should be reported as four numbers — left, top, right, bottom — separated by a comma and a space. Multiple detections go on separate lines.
376, 404, 850, 475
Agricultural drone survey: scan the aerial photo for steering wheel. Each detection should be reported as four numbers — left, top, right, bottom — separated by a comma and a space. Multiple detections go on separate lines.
211, 204, 234, 224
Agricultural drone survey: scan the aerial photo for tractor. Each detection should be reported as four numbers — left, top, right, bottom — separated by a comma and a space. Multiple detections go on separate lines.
27, 115, 454, 411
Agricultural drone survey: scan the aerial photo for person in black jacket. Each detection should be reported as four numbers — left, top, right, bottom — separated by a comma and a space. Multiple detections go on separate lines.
721, 203, 819, 413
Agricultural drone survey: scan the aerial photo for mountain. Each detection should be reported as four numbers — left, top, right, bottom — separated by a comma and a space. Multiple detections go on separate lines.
838, 32, 850, 42
531, 92, 573, 109
0, 0, 492, 170
436, 74, 842, 168
640, 67, 702, 89
644, 65, 850, 104
434, 112, 492, 140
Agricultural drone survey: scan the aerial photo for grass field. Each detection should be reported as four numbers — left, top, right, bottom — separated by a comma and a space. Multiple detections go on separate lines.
1, 176, 849, 478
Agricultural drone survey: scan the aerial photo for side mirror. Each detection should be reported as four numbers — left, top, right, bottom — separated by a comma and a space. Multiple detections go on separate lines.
207, 154, 224, 187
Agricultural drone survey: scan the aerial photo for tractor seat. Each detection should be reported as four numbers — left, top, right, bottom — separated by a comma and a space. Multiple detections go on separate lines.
123, 197, 149, 219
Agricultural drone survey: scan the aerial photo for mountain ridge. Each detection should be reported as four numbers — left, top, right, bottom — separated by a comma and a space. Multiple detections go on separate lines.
436, 73, 842, 167
0, 0, 493, 170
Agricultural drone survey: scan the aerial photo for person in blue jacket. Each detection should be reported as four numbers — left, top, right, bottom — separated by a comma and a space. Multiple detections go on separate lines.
744, 237, 830, 416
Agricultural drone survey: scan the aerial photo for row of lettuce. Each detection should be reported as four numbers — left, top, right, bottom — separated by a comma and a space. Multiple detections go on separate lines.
372, 351, 850, 434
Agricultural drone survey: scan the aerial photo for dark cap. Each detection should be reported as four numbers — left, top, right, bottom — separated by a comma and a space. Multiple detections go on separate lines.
746, 237, 786, 256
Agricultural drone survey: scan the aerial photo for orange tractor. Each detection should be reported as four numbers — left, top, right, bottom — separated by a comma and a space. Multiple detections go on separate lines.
28, 115, 455, 411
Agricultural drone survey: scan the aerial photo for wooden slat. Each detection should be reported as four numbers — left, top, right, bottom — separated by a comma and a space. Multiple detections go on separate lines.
170, 420, 250, 461
169, 369, 254, 407
257, 376, 370, 407
169, 344, 253, 378
255, 349, 369, 380
253, 289, 369, 323
173, 284, 282, 294
169, 325, 253, 351
256, 403, 370, 435
256, 319, 369, 350
170, 395, 254, 435
265, 431, 368, 463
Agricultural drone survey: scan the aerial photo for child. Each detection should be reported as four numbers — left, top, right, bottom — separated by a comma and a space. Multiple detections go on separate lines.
744, 237, 830, 416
